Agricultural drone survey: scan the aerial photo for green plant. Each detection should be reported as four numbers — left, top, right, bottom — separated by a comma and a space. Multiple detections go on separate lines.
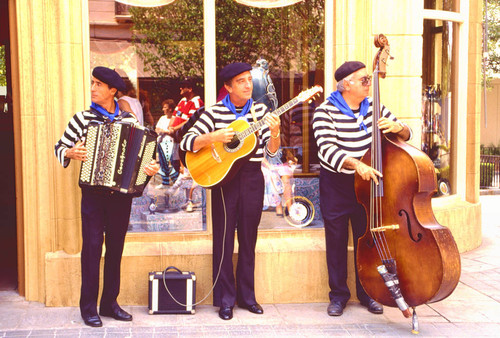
129, 0, 325, 80
480, 143, 500, 155
0, 45, 6, 87
485, 0, 500, 79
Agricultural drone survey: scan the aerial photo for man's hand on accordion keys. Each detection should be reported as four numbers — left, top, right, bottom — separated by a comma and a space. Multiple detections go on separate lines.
144, 160, 160, 177
65, 140, 87, 162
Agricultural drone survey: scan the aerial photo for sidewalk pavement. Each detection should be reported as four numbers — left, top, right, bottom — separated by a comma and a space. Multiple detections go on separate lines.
1, 195, 500, 337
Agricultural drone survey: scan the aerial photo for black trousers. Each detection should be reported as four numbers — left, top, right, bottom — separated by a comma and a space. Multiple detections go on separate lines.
80, 188, 133, 317
211, 161, 264, 308
319, 168, 370, 305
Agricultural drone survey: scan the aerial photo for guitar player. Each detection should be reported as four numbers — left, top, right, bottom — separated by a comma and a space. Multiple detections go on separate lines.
180, 62, 280, 320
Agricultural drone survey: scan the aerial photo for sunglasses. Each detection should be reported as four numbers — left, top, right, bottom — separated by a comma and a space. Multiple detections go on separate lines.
350, 75, 372, 86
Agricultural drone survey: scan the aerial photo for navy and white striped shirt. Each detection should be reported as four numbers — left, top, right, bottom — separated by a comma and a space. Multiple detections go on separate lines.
312, 96, 402, 174
180, 101, 276, 162
54, 108, 137, 168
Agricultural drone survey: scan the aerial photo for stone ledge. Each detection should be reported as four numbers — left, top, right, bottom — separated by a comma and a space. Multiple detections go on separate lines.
44, 197, 481, 307
45, 233, 355, 307
432, 196, 482, 252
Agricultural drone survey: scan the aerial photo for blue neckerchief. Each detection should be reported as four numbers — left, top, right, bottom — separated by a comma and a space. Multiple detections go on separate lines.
327, 91, 369, 133
222, 94, 253, 119
90, 100, 120, 122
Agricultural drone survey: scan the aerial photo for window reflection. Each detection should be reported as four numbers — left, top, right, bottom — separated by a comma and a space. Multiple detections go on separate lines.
128, 1, 206, 232
215, 0, 325, 229
90, 0, 326, 232
90, 1, 206, 232
422, 20, 456, 196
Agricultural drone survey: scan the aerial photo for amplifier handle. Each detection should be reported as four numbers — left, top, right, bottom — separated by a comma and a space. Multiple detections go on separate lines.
164, 266, 183, 274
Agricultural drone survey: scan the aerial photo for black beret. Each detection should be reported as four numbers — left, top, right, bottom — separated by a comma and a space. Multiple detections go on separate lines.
334, 61, 366, 82
92, 66, 126, 92
220, 62, 252, 82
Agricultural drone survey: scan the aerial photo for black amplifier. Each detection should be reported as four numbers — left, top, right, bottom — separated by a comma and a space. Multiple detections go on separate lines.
148, 267, 196, 314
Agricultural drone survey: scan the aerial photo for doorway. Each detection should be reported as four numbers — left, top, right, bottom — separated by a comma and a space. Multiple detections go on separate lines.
0, 0, 18, 291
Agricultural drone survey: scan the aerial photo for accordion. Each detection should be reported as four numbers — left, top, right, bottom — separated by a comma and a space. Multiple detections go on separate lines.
79, 121, 157, 195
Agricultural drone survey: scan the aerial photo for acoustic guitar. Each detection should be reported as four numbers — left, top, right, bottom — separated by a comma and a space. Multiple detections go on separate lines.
185, 85, 323, 188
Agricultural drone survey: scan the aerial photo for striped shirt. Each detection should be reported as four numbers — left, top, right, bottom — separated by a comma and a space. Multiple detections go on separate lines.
54, 108, 137, 168
180, 101, 276, 162
312, 96, 402, 174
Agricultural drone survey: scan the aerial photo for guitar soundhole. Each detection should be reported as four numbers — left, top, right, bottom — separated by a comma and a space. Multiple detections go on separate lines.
224, 136, 242, 153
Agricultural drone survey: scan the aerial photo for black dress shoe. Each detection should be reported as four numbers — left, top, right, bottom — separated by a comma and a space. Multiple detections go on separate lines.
99, 306, 133, 321
82, 314, 102, 327
361, 299, 383, 314
218, 306, 233, 320
327, 301, 345, 316
242, 303, 264, 314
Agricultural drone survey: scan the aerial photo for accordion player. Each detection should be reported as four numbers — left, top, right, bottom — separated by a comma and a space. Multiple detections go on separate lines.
79, 120, 157, 195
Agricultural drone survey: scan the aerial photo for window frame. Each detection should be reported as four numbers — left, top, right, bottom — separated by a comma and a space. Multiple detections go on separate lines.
423, 3, 468, 199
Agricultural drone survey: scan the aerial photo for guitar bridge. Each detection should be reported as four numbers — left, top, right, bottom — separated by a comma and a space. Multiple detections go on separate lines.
211, 144, 222, 163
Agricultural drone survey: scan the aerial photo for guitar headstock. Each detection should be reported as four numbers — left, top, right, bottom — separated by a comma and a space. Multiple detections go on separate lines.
296, 85, 323, 104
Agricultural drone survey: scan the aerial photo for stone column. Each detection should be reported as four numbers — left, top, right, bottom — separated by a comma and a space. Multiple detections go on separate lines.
10, 0, 90, 301
466, 1, 483, 204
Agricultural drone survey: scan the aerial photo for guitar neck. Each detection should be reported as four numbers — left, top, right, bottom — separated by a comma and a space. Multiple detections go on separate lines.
239, 97, 301, 139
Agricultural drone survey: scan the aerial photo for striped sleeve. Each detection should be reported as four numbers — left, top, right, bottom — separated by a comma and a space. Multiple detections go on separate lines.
381, 104, 413, 140
313, 99, 412, 174
180, 106, 217, 152
54, 111, 87, 168
312, 103, 348, 173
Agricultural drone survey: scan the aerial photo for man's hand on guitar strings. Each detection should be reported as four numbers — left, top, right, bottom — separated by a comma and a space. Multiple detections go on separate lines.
265, 113, 280, 137
211, 128, 235, 144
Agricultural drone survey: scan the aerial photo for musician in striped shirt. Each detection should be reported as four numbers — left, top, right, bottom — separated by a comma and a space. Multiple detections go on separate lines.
312, 61, 411, 317
54, 67, 159, 328
180, 62, 280, 320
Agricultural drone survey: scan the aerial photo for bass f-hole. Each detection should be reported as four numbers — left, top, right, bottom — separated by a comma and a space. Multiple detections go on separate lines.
398, 209, 423, 243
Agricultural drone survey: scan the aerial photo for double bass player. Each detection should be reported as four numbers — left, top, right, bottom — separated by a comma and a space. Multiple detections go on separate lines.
312, 61, 411, 316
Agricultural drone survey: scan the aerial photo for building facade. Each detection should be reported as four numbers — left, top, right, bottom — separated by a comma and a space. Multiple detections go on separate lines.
3, 0, 483, 306
482, 79, 500, 148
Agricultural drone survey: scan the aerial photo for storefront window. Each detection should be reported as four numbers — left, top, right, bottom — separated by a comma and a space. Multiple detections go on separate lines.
215, 0, 325, 229
90, 1, 206, 232
422, 19, 457, 196
89, 0, 327, 232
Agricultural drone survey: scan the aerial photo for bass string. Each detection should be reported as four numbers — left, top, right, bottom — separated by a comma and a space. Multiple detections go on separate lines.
369, 67, 394, 264
370, 165, 393, 263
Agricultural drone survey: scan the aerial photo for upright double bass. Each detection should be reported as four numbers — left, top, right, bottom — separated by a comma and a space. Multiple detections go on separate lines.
354, 34, 461, 329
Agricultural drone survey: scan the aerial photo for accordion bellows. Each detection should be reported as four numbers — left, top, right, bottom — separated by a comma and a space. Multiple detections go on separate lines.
79, 121, 157, 195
